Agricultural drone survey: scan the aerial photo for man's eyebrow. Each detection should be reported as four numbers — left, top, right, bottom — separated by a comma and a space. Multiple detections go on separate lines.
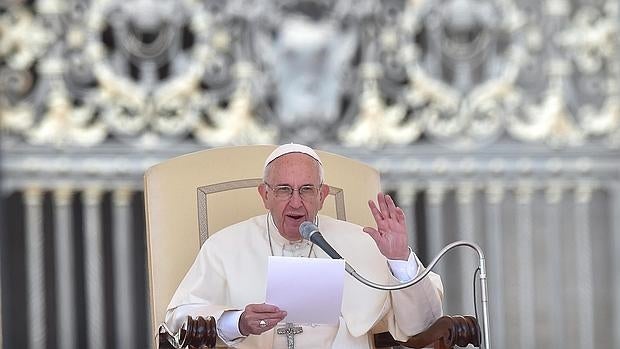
273, 183, 316, 187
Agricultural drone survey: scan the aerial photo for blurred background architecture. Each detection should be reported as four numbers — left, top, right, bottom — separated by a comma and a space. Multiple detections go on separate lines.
1, 0, 619, 348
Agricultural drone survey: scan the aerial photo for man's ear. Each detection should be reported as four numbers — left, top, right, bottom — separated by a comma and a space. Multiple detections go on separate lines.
257, 183, 269, 209
318, 184, 330, 207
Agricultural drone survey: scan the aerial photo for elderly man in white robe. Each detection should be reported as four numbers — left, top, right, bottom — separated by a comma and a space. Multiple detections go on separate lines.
166, 144, 443, 348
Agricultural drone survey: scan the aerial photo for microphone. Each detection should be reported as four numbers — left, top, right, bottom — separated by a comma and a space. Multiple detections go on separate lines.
299, 221, 343, 260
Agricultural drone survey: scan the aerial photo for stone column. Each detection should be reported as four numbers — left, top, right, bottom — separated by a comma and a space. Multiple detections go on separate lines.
456, 182, 476, 314
425, 183, 446, 249
544, 182, 565, 349
425, 182, 447, 304
574, 182, 594, 349
24, 187, 46, 349
485, 181, 505, 349
0, 193, 3, 349
516, 182, 535, 349
84, 188, 105, 349
53, 188, 77, 349
113, 188, 136, 349
611, 182, 620, 349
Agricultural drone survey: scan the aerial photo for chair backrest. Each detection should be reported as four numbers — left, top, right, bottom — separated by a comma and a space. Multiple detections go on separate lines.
144, 145, 381, 343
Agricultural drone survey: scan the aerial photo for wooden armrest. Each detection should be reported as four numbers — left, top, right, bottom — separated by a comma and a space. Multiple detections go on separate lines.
158, 316, 217, 349
157, 314, 480, 349
374, 315, 481, 349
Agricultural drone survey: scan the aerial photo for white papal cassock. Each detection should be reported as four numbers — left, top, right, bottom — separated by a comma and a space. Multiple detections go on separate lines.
166, 214, 443, 348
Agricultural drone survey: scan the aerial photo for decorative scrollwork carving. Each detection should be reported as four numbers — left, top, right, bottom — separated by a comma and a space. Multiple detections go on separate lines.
0, 0, 617, 149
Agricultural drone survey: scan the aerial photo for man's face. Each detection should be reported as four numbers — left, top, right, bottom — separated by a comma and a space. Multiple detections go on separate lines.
258, 153, 329, 241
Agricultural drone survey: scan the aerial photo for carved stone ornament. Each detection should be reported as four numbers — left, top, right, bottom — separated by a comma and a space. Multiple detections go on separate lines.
0, 0, 618, 149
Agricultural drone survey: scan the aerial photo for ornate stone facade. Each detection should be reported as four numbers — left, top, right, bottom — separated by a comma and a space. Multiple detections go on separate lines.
1, 1, 619, 349
1, 0, 618, 148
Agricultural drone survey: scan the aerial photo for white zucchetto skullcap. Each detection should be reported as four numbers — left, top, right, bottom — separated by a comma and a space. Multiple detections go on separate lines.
264, 143, 323, 169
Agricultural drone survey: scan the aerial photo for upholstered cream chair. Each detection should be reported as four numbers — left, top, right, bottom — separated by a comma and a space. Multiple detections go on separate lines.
145, 145, 481, 349
144, 145, 382, 347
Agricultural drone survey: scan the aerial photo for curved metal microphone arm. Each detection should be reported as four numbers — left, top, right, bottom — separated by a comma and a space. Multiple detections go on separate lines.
344, 241, 491, 349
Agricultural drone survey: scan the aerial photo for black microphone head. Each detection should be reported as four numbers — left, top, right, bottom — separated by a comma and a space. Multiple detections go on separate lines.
299, 221, 319, 240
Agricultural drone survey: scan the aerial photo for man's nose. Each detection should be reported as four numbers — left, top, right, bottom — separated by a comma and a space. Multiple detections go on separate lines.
288, 191, 303, 207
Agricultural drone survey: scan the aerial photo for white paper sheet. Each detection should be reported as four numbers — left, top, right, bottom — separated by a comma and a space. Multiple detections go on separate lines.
265, 256, 345, 325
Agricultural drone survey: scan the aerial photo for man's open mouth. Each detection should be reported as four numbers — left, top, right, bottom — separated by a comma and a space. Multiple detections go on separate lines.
286, 214, 305, 221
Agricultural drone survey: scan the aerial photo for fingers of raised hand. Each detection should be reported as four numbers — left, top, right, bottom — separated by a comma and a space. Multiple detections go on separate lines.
363, 227, 380, 242
368, 200, 384, 221
370, 195, 403, 226
377, 193, 390, 217
382, 195, 407, 226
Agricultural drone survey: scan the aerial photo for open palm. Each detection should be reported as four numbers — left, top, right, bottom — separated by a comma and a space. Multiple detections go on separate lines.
363, 193, 410, 260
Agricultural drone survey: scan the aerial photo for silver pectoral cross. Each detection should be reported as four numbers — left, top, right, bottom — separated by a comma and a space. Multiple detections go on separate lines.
276, 323, 303, 349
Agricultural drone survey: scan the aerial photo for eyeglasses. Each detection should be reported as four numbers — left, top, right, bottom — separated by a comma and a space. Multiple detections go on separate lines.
264, 183, 321, 200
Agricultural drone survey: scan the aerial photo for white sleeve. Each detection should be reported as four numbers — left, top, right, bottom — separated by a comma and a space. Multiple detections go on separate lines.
386, 250, 419, 282
217, 310, 246, 342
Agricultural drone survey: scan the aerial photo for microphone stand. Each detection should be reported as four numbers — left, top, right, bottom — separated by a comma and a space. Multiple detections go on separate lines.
343, 241, 490, 349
